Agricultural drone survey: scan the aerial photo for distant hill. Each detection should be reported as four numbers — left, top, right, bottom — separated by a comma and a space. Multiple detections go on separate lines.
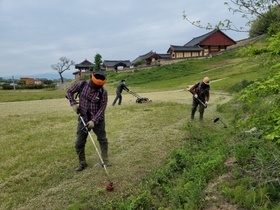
1, 71, 75, 80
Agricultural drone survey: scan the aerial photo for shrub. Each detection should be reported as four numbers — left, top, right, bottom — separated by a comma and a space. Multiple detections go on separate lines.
133, 60, 145, 67
2, 84, 14, 90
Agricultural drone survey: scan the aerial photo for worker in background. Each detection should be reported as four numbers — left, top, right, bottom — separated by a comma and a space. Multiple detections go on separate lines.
189, 77, 210, 121
112, 79, 131, 106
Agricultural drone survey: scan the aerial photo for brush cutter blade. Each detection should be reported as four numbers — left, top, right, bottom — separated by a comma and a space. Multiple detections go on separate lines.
214, 118, 220, 123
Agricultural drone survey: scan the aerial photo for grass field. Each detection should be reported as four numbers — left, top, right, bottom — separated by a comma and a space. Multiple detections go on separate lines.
2, 36, 277, 209
0, 89, 231, 210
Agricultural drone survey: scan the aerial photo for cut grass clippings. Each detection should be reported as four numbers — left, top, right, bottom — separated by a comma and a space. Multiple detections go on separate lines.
0, 90, 231, 210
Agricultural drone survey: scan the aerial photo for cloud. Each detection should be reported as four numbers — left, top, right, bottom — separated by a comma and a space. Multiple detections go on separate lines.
0, 0, 250, 79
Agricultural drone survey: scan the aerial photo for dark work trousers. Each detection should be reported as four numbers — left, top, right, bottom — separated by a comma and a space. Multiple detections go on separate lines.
191, 97, 206, 119
112, 92, 122, 105
75, 117, 108, 154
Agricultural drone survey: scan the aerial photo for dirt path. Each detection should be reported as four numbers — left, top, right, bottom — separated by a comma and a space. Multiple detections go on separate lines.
0, 89, 232, 117
108, 89, 232, 106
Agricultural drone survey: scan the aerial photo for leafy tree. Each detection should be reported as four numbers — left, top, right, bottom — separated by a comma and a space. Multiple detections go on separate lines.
17, 80, 26, 86
51, 57, 75, 83
183, 0, 280, 34
42, 79, 54, 85
89, 65, 94, 71
94, 53, 102, 71
236, 31, 280, 143
249, 16, 270, 37
237, 70, 280, 143
2, 84, 13, 90
133, 60, 145, 67
249, 5, 280, 37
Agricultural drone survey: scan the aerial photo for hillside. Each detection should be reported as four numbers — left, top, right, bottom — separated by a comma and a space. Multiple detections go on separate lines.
1, 35, 280, 210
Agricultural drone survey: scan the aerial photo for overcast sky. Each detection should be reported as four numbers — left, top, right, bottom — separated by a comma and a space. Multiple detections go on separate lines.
0, 0, 250, 79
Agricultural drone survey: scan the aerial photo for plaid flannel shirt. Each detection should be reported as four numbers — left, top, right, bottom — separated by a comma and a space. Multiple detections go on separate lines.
67, 80, 108, 124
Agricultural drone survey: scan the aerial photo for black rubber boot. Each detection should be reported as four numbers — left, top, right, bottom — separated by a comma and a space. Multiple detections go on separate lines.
75, 149, 88, 172
191, 110, 195, 120
199, 112, 204, 121
100, 143, 112, 167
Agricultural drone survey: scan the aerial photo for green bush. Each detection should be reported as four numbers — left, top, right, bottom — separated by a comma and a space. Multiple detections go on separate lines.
228, 80, 254, 93
133, 60, 145, 67
2, 84, 14, 90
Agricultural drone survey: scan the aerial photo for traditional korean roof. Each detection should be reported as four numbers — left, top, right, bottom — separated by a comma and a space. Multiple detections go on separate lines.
75, 59, 94, 70
184, 29, 236, 47
167, 45, 203, 53
157, 53, 171, 59
132, 51, 154, 63
132, 51, 170, 63
168, 29, 236, 53
102, 60, 132, 67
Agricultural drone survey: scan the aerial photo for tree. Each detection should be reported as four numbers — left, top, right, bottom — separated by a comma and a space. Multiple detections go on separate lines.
17, 80, 26, 86
94, 53, 102, 71
51, 57, 75, 83
133, 60, 145, 67
249, 5, 280, 37
42, 79, 54, 85
236, 30, 280, 143
183, 0, 280, 34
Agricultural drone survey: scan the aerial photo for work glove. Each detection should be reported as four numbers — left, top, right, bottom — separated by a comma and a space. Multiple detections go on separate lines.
194, 94, 198, 98
72, 104, 79, 114
86, 121, 94, 129
204, 101, 208, 108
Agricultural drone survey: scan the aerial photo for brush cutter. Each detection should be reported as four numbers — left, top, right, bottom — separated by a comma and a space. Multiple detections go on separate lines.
196, 97, 228, 128
128, 90, 152, 103
79, 114, 114, 191
189, 90, 227, 128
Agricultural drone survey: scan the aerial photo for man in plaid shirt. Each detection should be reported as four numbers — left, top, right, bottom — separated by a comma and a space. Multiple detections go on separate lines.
67, 72, 111, 171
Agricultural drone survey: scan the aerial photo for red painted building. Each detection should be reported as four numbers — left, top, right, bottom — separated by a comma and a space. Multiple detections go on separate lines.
167, 29, 236, 58
20, 78, 35, 85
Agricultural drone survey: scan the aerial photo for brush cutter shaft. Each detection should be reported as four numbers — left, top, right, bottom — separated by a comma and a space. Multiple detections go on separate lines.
79, 114, 111, 180
195, 95, 228, 128
196, 98, 212, 113
196, 97, 207, 108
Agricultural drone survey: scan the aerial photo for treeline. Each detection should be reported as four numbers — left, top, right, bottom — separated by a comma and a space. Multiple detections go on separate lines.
1, 83, 56, 90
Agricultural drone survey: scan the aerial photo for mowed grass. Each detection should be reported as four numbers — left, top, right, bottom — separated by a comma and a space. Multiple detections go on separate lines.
0, 38, 269, 209
0, 90, 231, 210
0, 89, 66, 102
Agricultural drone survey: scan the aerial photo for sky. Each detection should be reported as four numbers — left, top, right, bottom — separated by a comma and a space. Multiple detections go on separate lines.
0, 0, 250, 80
